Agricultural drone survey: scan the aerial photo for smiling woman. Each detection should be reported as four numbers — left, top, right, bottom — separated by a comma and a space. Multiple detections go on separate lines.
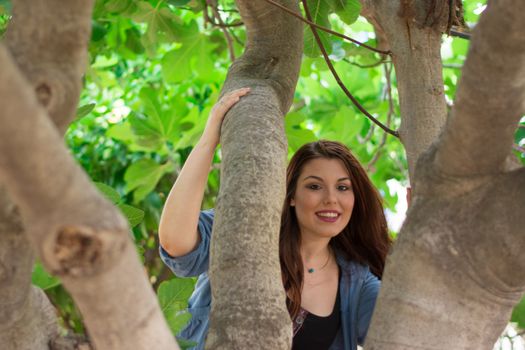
280, 140, 392, 350
158, 90, 391, 350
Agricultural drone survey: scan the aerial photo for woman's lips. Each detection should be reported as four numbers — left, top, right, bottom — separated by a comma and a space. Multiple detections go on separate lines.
316, 211, 340, 223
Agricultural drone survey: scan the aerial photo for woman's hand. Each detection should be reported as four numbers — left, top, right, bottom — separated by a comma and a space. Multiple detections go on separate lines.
201, 87, 251, 147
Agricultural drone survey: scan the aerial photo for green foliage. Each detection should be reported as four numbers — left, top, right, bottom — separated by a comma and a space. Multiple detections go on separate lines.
0, 0, 516, 340
511, 295, 525, 330
303, 0, 361, 57
32, 262, 61, 290
157, 277, 196, 334
124, 159, 175, 202
95, 182, 146, 226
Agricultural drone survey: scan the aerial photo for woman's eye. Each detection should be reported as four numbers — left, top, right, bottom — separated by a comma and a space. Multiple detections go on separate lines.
338, 185, 351, 191
307, 184, 321, 190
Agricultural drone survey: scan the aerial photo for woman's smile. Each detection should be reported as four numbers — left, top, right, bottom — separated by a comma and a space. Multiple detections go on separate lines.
315, 210, 341, 222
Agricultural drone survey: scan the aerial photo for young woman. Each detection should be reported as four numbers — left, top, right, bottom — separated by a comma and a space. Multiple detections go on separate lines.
159, 88, 392, 350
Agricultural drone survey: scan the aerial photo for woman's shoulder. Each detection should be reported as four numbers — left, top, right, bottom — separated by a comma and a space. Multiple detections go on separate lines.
335, 252, 378, 282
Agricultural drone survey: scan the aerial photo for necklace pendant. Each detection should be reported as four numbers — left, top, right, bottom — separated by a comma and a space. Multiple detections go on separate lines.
307, 268, 315, 273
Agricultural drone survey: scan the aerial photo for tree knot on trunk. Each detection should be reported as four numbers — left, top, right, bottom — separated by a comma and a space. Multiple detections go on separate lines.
36, 82, 52, 107
399, 0, 465, 34
50, 225, 121, 277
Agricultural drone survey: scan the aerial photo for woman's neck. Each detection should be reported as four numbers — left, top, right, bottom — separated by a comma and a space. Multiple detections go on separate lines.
300, 236, 332, 264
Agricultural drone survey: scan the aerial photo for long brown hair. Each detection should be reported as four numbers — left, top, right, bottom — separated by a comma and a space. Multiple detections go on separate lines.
280, 140, 391, 319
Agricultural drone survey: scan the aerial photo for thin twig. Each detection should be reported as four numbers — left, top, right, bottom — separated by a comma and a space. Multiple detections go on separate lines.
343, 57, 388, 69
228, 26, 244, 46
261, 0, 391, 55
367, 63, 396, 171
450, 25, 471, 40
209, 20, 243, 28
443, 63, 463, 69
207, 0, 236, 61
216, 7, 239, 13
301, 0, 399, 138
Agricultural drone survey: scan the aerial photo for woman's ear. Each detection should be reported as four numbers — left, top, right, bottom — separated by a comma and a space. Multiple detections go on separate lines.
290, 198, 295, 207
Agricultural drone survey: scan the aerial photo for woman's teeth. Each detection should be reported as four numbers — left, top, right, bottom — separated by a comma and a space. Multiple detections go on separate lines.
317, 212, 338, 217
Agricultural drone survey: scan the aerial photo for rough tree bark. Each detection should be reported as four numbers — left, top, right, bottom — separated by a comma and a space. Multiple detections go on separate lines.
205, 0, 303, 349
1, 0, 97, 348
363, 0, 525, 349
0, 1, 178, 349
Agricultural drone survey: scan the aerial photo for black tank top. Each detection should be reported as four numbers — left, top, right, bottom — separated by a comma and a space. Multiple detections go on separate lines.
292, 288, 341, 350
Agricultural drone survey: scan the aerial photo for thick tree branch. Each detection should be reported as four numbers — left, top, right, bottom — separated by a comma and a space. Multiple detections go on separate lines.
434, 0, 525, 176
362, 0, 448, 182
5, 0, 94, 132
206, 0, 303, 348
1, 1, 95, 348
0, 46, 178, 350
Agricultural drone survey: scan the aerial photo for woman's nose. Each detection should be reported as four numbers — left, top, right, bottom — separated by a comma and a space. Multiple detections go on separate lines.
323, 189, 337, 204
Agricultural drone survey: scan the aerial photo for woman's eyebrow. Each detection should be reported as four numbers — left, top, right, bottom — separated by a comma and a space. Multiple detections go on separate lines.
302, 175, 323, 182
301, 176, 351, 182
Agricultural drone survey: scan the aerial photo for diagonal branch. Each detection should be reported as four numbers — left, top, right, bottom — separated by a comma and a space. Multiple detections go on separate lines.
434, 0, 525, 176
301, 0, 399, 138
1, 1, 98, 348
0, 45, 178, 350
262, 0, 391, 55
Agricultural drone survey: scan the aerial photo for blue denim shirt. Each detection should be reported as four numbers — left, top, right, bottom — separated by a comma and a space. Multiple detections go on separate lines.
160, 209, 380, 350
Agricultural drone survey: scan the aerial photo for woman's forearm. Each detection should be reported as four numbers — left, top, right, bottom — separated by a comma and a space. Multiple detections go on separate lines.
159, 138, 216, 257
158, 87, 250, 257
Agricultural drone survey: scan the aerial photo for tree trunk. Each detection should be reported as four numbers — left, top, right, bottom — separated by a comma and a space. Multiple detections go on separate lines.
205, 0, 303, 349
0, 189, 58, 349
364, 1, 525, 349
0, 1, 179, 349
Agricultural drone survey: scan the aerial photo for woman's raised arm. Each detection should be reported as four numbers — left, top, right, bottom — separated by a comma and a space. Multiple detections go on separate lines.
158, 87, 250, 257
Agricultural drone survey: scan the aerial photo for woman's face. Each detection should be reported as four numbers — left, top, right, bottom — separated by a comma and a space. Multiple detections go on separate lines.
291, 158, 355, 241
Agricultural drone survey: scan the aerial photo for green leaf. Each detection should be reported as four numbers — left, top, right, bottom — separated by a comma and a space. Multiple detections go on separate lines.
118, 204, 145, 227
128, 111, 165, 149
76, 103, 96, 120
105, 0, 132, 13
124, 159, 174, 202
32, 262, 61, 290
132, 2, 196, 54
168, 0, 191, 6
303, 0, 332, 57
91, 21, 108, 42
162, 33, 217, 83
320, 105, 364, 144
511, 294, 525, 329
329, 0, 361, 24
106, 122, 135, 143
172, 107, 206, 150
125, 28, 145, 54
94, 182, 121, 204
286, 127, 318, 151
158, 278, 196, 334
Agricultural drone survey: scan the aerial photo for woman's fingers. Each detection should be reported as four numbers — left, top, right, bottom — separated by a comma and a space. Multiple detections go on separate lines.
214, 87, 251, 116
202, 87, 251, 146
